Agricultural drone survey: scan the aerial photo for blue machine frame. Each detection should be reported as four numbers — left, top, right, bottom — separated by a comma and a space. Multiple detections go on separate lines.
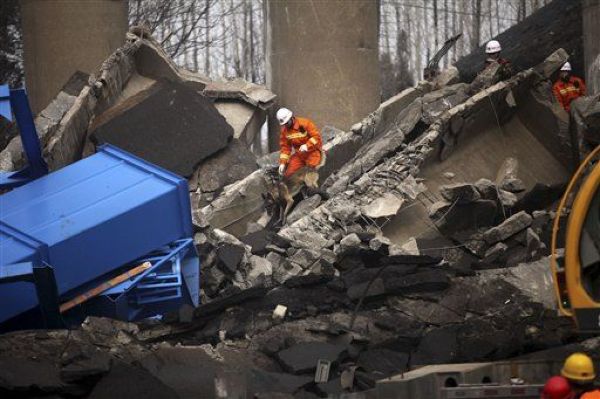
78, 239, 200, 321
0, 84, 48, 189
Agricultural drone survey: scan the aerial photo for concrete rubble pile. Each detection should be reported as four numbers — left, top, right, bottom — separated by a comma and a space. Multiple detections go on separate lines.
0, 14, 593, 399
0, 255, 576, 398
0, 28, 276, 209
275, 49, 569, 265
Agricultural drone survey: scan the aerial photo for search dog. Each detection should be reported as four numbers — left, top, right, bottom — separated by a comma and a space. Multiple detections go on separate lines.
264, 152, 326, 226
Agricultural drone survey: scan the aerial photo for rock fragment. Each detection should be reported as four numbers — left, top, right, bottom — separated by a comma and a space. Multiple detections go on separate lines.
483, 211, 533, 244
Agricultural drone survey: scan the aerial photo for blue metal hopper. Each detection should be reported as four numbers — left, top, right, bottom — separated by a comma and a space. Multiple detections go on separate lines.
0, 144, 199, 328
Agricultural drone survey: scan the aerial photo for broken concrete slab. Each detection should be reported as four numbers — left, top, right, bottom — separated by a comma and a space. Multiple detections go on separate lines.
433, 66, 460, 88
475, 178, 498, 200
248, 369, 312, 396
347, 278, 386, 301
352, 81, 433, 140
277, 342, 347, 374
440, 183, 481, 204
433, 200, 498, 236
242, 255, 273, 289
391, 237, 420, 256
90, 80, 233, 177
217, 243, 247, 275
498, 189, 518, 208
198, 170, 268, 237
421, 84, 470, 124
195, 286, 268, 317
482, 242, 509, 265
357, 349, 409, 377
213, 101, 266, 149
60, 351, 112, 383
288, 248, 322, 270
139, 346, 228, 398
204, 78, 276, 109
483, 211, 533, 244
88, 362, 178, 399
1, 68, 99, 172
361, 193, 404, 219
272, 261, 303, 285
320, 125, 344, 144
286, 195, 322, 226
383, 269, 450, 294
0, 356, 69, 393
324, 97, 422, 195
240, 229, 271, 256
133, 35, 209, 91
514, 182, 565, 214
500, 178, 526, 193
191, 138, 258, 197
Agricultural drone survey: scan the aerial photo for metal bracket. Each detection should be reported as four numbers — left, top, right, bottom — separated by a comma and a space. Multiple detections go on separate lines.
0, 84, 48, 189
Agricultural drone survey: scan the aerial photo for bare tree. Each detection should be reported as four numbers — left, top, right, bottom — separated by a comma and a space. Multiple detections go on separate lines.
471, 0, 482, 51
204, 0, 211, 75
519, 0, 527, 21
0, 0, 21, 86
443, 0, 449, 67
488, 0, 493, 38
124, 0, 537, 87
433, 0, 439, 50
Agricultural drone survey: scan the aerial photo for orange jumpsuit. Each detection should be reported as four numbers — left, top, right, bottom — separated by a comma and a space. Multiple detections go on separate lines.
553, 76, 586, 112
279, 116, 322, 178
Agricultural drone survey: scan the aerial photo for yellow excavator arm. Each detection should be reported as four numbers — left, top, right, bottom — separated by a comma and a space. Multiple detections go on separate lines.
552, 145, 600, 331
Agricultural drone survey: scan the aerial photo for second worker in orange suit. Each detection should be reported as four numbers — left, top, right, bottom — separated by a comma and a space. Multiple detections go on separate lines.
553, 62, 586, 113
276, 107, 322, 179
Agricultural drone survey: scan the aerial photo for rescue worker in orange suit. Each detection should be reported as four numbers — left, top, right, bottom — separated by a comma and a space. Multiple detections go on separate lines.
277, 107, 322, 179
541, 376, 575, 399
484, 40, 513, 80
557, 353, 600, 398
553, 62, 586, 113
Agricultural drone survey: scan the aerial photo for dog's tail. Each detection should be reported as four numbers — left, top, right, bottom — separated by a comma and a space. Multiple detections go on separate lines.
316, 149, 327, 170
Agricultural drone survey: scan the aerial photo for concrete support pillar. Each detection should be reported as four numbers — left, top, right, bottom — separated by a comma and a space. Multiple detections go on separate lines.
583, 0, 600, 95
20, 0, 128, 114
265, 0, 379, 134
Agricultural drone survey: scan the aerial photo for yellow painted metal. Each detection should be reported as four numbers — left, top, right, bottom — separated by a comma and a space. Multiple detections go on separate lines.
565, 163, 600, 311
551, 145, 600, 323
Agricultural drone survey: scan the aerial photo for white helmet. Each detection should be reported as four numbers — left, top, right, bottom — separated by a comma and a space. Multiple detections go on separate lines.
276, 107, 293, 125
485, 40, 502, 54
561, 62, 572, 71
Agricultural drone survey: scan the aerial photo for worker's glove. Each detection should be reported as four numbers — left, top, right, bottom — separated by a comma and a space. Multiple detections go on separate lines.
278, 164, 286, 176
299, 144, 308, 153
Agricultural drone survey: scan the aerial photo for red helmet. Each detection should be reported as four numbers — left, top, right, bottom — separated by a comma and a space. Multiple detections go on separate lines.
542, 376, 575, 399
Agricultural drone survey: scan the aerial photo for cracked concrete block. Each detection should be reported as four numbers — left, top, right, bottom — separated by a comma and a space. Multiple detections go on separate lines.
286, 195, 322, 226
483, 211, 533, 244
90, 80, 233, 178
440, 183, 481, 204
361, 193, 404, 219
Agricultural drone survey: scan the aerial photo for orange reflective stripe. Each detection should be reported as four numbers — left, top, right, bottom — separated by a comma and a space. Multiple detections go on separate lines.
280, 153, 290, 160
309, 137, 318, 145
